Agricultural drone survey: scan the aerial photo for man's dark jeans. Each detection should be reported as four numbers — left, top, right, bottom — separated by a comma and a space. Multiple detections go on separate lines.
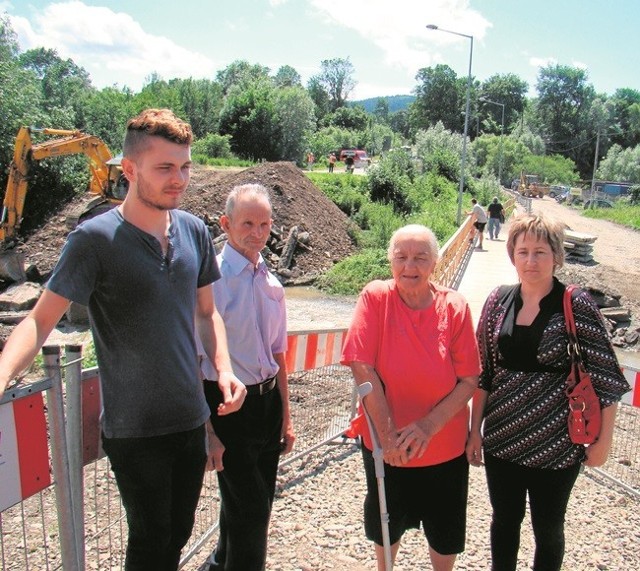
102, 425, 207, 571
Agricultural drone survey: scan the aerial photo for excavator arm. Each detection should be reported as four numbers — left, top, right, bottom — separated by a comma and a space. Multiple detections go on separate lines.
1, 126, 117, 244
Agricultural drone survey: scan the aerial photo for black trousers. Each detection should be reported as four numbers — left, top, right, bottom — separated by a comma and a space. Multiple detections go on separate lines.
101, 425, 207, 571
485, 453, 581, 571
204, 381, 283, 571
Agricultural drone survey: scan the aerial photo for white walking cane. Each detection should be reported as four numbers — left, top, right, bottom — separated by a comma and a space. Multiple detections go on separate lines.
357, 381, 393, 571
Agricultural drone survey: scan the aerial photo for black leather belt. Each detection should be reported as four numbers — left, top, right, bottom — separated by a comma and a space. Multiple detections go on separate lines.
245, 376, 277, 397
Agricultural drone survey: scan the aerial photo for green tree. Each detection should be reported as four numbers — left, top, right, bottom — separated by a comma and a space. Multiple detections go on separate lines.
479, 73, 528, 134
216, 60, 271, 95
609, 88, 640, 149
307, 75, 331, 122
597, 144, 640, 183
171, 77, 223, 139
81, 86, 135, 151
411, 65, 462, 132
322, 105, 369, 131
310, 57, 356, 111
0, 14, 19, 63
273, 86, 316, 161
18, 47, 93, 125
131, 73, 183, 116
535, 64, 596, 176
374, 98, 390, 123
273, 65, 301, 88
219, 77, 279, 160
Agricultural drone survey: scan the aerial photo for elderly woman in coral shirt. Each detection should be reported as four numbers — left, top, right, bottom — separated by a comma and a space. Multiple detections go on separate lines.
341, 224, 481, 571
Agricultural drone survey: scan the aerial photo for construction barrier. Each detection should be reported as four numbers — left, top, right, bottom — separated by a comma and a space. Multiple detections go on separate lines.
0, 331, 354, 570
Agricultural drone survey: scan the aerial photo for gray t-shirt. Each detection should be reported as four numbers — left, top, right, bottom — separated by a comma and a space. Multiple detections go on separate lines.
47, 208, 219, 438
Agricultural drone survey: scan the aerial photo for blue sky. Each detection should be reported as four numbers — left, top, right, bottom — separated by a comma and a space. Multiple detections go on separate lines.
3, 0, 639, 100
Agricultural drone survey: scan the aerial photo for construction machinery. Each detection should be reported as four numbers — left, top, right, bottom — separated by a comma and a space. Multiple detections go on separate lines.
518, 172, 549, 198
0, 127, 127, 281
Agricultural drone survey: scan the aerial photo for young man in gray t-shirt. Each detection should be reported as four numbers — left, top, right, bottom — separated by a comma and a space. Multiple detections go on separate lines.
0, 109, 246, 570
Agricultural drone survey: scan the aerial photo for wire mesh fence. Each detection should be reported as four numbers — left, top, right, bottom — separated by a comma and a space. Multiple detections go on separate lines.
1, 353, 638, 570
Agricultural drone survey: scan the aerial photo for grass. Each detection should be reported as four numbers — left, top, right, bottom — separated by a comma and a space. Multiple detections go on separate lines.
581, 203, 640, 230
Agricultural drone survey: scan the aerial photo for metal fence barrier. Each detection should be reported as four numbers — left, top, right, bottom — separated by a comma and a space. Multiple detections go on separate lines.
0, 332, 356, 570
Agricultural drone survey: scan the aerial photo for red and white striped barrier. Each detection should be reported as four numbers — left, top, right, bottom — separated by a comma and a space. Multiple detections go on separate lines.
621, 366, 640, 407
0, 392, 51, 511
285, 330, 346, 373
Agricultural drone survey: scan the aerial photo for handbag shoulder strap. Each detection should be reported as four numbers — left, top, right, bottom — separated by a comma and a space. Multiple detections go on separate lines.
563, 284, 586, 389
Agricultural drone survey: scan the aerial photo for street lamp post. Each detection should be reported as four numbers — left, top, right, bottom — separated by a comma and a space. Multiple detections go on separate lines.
479, 97, 505, 186
426, 24, 474, 225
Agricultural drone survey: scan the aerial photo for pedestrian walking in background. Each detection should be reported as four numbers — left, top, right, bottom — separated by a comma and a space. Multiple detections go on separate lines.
0, 108, 247, 570
467, 198, 488, 250
200, 184, 295, 571
487, 197, 505, 240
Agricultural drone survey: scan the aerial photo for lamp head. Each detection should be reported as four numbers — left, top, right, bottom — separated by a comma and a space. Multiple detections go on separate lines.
426, 24, 438, 30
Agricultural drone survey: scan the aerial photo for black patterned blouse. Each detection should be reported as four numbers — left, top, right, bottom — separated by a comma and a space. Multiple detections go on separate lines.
476, 278, 630, 469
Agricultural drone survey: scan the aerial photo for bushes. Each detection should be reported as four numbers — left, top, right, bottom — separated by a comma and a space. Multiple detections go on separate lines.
316, 248, 390, 295
192, 133, 233, 159
307, 172, 368, 216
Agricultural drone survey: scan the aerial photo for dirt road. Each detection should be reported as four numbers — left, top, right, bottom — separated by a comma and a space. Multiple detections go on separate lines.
532, 196, 640, 290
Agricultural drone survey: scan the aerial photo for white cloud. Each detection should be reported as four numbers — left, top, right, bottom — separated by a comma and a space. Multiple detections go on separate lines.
572, 60, 588, 70
308, 0, 491, 76
529, 56, 557, 69
8, 1, 217, 91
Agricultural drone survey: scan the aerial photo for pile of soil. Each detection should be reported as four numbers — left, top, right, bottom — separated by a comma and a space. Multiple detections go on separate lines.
14, 162, 357, 281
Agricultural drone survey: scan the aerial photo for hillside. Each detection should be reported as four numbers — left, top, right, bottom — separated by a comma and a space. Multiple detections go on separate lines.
350, 94, 416, 113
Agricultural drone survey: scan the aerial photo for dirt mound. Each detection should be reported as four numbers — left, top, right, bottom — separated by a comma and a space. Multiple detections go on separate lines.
14, 162, 356, 281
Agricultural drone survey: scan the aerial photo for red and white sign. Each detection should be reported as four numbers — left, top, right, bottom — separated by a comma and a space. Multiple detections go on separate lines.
0, 393, 51, 512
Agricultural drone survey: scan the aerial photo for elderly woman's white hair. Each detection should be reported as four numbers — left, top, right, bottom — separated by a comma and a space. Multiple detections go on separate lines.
387, 224, 439, 263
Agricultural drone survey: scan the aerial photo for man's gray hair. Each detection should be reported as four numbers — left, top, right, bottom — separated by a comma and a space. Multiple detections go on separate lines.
225, 184, 272, 217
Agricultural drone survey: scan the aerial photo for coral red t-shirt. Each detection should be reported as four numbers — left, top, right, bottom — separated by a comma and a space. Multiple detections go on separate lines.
341, 279, 481, 467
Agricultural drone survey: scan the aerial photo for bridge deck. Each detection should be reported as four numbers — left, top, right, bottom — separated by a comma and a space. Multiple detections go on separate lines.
457, 222, 518, 326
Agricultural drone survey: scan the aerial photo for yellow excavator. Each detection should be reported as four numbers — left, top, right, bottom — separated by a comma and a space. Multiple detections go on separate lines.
0, 126, 128, 281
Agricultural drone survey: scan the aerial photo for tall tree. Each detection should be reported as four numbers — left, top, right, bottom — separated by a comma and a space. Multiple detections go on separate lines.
0, 15, 19, 63
609, 88, 640, 149
218, 77, 279, 161
173, 78, 223, 138
273, 86, 316, 161
307, 76, 331, 122
216, 60, 270, 95
374, 98, 390, 123
309, 58, 356, 112
273, 65, 301, 88
479, 73, 528, 134
411, 64, 466, 133
535, 64, 596, 175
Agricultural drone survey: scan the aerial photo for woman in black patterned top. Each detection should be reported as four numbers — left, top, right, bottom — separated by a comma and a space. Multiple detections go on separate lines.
466, 214, 629, 571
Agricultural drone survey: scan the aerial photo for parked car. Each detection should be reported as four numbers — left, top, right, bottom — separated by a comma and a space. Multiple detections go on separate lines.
548, 185, 569, 199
